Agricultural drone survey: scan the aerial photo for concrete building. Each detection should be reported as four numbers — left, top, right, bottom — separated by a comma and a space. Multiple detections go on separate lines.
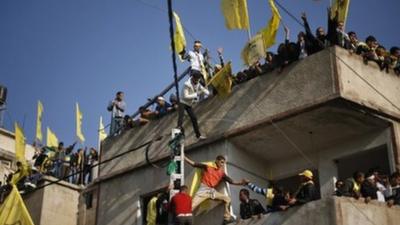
0, 127, 82, 225
24, 176, 82, 225
83, 47, 400, 225
0, 127, 35, 184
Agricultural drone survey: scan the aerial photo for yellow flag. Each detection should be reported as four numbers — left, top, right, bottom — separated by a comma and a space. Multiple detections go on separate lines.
46, 127, 59, 147
146, 196, 158, 225
12, 123, 30, 185
76, 103, 85, 143
331, 0, 350, 26
173, 11, 186, 60
99, 116, 107, 142
0, 185, 35, 225
35, 100, 44, 142
241, 33, 266, 66
14, 123, 26, 162
207, 62, 233, 97
221, 0, 250, 30
260, 0, 281, 50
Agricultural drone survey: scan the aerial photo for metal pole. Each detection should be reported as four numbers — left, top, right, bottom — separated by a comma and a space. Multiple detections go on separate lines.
167, 0, 181, 111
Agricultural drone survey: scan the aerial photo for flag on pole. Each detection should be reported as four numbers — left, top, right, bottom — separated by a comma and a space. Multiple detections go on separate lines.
46, 127, 59, 148
173, 11, 186, 60
260, 0, 281, 49
241, 33, 266, 66
12, 123, 30, 185
207, 62, 233, 97
0, 185, 35, 225
14, 123, 26, 162
76, 103, 85, 143
331, 0, 350, 26
35, 100, 44, 142
221, 0, 250, 30
99, 116, 107, 142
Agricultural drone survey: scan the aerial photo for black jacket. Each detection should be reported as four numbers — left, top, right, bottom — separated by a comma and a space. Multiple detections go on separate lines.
295, 181, 318, 204
239, 199, 265, 220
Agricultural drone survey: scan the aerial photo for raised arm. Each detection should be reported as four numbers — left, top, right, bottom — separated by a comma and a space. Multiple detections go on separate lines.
184, 156, 207, 169
247, 182, 267, 196
301, 12, 315, 41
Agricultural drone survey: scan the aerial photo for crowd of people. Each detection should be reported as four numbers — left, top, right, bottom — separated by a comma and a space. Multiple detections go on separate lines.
145, 154, 400, 225
335, 169, 400, 207
0, 141, 99, 202
107, 8, 400, 141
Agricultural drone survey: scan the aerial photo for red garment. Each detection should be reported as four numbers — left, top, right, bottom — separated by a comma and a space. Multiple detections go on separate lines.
171, 192, 192, 215
201, 165, 225, 188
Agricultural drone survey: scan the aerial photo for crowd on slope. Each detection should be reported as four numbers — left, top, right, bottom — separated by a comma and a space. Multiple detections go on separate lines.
0, 141, 99, 202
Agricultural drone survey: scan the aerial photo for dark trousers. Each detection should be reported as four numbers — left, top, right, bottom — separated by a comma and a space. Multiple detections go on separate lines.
177, 103, 201, 138
175, 216, 193, 225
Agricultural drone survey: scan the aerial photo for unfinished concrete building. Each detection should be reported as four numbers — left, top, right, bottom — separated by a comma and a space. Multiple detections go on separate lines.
81, 47, 400, 225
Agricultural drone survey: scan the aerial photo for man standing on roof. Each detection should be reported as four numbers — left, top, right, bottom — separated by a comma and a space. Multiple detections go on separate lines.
107, 91, 126, 135
180, 40, 208, 83
185, 155, 246, 224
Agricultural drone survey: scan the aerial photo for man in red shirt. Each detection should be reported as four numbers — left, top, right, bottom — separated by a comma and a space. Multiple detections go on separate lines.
185, 155, 246, 224
171, 185, 193, 225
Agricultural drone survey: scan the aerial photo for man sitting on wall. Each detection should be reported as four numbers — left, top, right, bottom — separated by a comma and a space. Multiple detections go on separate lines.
184, 155, 246, 224
239, 188, 265, 220
338, 171, 364, 199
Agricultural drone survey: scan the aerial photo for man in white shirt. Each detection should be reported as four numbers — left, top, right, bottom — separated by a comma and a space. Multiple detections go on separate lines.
180, 40, 208, 83
107, 91, 126, 135
178, 71, 209, 140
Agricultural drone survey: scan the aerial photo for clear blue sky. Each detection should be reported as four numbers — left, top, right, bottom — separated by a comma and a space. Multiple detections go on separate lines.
1, 0, 399, 149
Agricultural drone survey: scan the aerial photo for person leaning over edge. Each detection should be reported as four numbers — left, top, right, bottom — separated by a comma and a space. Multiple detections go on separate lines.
184, 155, 246, 224
288, 169, 318, 206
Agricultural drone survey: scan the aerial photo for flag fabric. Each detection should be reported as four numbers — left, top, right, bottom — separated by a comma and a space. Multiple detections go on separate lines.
331, 0, 350, 26
99, 116, 107, 142
173, 11, 186, 60
260, 0, 281, 50
221, 0, 250, 30
207, 62, 233, 97
12, 123, 30, 184
14, 123, 26, 162
76, 103, 85, 143
0, 185, 35, 225
146, 196, 158, 225
35, 100, 43, 142
46, 127, 59, 147
241, 33, 266, 66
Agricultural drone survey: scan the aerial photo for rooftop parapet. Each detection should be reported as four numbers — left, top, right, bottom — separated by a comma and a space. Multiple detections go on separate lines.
99, 46, 400, 178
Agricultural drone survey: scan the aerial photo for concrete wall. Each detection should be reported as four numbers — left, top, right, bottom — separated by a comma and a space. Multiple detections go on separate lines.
24, 177, 81, 225
226, 197, 400, 225
78, 187, 98, 225
100, 47, 400, 179
265, 128, 391, 198
336, 47, 400, 118
100, 48, 338, 177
